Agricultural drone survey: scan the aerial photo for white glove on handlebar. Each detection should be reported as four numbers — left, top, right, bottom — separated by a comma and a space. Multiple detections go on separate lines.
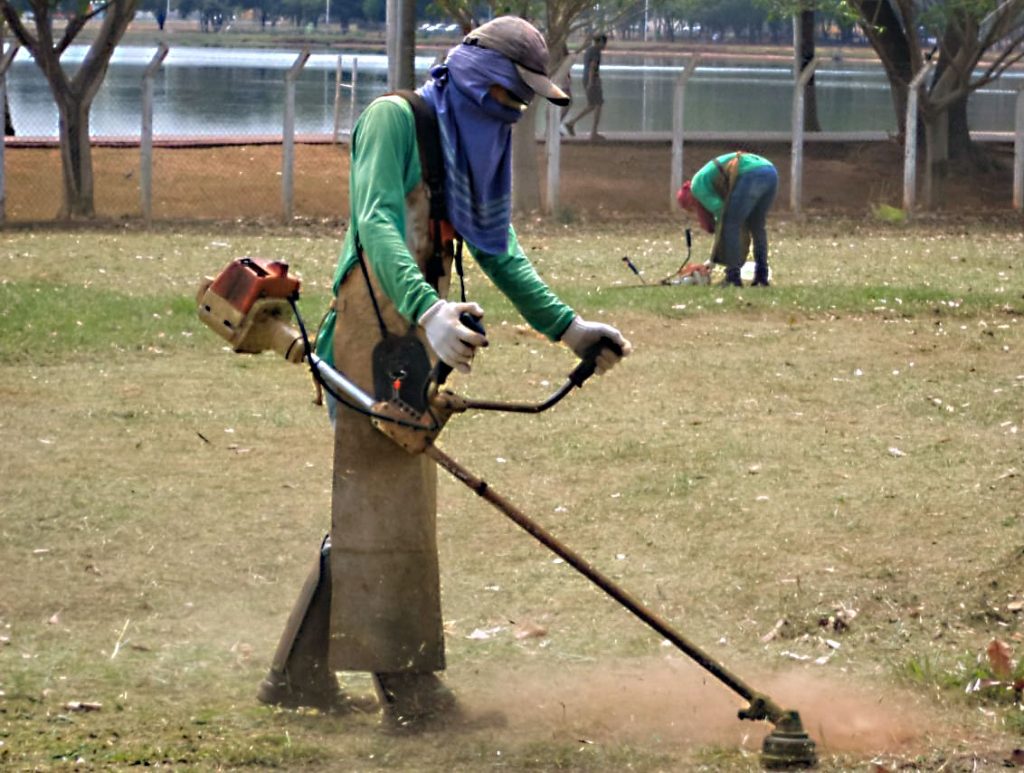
560, 316, 632, 375
418, 300, 487, 374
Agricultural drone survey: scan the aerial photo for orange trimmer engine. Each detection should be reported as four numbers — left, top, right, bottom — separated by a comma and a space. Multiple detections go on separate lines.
196, 257, 306, 363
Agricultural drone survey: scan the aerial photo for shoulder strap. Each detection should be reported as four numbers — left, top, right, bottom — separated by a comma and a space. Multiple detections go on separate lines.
392, 89, 459, 292
712, 152, 743, 197
393, 89, 447, 223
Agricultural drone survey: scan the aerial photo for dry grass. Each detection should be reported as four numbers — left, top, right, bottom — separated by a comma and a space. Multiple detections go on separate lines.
0, 218, 1022, 770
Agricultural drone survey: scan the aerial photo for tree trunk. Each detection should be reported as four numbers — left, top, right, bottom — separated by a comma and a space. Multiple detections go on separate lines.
512, 102, 542, 214
57, 96, 94, 218
933, 25, 973, 163
1, 22, 10, 136
849, 0, 914, 135
923, 108, 948, 210
800, 8, 821, 132
4, 0, 138, 219
946, 92, 971, 160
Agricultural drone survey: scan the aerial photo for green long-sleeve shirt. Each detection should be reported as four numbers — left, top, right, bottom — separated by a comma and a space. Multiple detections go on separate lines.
689, 152, 774, 221
315, 96, 575, 363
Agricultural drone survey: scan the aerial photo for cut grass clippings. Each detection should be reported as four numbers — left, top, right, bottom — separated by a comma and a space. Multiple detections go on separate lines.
0, 218, 1022, 771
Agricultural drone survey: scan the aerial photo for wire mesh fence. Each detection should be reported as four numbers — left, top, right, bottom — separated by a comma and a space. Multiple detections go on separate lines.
3, 42, 1022, 224
2, 46, 369, 224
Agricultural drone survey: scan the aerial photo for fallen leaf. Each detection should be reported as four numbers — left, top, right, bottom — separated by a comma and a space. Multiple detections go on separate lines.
987, 638, 1014, 680
514, 622, 548, 640
467, 626, 505, 640
780, 650, 812, 661
64, 701, 102, 712
760, 618, 788, 643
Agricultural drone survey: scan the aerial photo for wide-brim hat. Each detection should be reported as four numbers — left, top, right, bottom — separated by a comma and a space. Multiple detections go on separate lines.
463, 16, 570, 106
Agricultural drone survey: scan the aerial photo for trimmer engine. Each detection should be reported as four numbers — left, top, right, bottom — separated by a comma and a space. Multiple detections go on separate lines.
661, 262, 711, 286
196, 257, 306, 363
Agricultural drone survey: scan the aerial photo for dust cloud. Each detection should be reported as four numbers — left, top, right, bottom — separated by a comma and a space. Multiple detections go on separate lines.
452, 657, 929, 757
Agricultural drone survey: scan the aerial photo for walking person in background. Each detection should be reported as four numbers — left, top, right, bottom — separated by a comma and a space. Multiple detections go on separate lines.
557, 41, 572, 125
562, 33, 607, 140
676, 152, 778, 287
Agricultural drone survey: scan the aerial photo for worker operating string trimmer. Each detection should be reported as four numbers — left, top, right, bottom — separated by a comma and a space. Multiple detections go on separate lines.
196, 16, 815, 770
213, 17, 629, 730
198, 250, 815, 768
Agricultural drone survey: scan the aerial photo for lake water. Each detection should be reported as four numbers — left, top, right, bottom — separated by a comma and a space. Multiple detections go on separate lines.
6, 45, 1021, 139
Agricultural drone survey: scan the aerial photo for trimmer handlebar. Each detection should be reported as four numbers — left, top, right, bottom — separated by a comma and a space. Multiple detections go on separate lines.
434, 311, 487, 386
568, 337, 623, 388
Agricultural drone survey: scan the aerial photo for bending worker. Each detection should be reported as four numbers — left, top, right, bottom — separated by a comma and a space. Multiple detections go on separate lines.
257, 16, 632, 729
677, 151, 778, 287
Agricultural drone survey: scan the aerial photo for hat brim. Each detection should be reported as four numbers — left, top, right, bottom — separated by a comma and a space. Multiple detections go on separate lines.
515, 64, 570, 106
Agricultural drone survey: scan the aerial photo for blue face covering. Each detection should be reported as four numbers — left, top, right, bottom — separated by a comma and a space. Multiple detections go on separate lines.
418, 44, 533, 255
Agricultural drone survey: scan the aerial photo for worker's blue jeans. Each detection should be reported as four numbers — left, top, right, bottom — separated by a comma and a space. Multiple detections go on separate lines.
720, 165, 778, 271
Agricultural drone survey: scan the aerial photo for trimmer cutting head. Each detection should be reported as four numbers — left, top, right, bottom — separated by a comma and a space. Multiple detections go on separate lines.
760, 710, 817, 769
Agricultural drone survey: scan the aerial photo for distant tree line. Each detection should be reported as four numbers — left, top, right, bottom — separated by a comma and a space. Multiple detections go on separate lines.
613, 0, 867, 45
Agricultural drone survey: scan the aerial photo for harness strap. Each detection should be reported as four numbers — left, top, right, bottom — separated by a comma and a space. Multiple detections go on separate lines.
351, 91, 464, 341
712, 151, 743, 199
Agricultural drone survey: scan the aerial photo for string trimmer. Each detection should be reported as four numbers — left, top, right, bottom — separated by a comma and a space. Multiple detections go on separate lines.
196, 257, 816, 769
621, 228, 711, 287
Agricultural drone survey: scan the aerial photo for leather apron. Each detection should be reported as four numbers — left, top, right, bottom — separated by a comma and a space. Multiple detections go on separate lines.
328, 183, 453, 673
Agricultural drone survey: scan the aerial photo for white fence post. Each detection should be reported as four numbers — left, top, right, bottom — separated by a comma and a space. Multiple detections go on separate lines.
0, 42, 20, 225
1014, 85, 1024, 212
283, 48, 311, 223
140, 43, 169, 227
670, 54, 699, 210
903, 62, 935, 215
544, 55, 574, 216
790, 58, 817, 214
332, 55, 360, 144
349, 57, 359, 138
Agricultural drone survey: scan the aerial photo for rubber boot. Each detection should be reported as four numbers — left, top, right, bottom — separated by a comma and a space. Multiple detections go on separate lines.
753, 261, 771, 287
257, 535, 342, 711
373, 671, 460, 731
723, 266, 743, 287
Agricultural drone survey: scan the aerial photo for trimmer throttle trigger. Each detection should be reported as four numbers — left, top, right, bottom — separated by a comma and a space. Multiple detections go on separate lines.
458, 311, 487, 337
434, 312, 488, 386
568, 336, 624, 388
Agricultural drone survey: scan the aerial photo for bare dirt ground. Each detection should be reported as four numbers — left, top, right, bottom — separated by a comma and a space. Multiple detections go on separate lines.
5, 138, 1018, 224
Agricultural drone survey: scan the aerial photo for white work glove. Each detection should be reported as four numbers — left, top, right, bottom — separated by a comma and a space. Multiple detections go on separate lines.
418, 299, 488, 374
560, 316, 633, 375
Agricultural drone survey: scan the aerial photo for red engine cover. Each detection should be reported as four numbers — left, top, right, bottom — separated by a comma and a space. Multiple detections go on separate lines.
208, 258, 301, 313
